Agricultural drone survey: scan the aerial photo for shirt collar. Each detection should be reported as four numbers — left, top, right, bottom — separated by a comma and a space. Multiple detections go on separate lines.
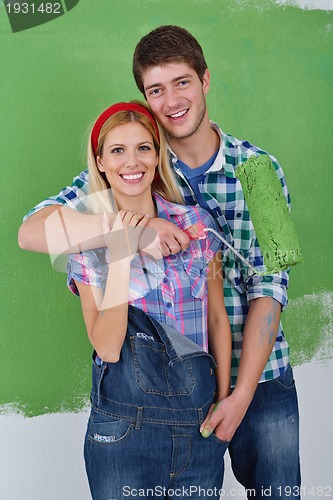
152, 192, 188, 221
167, 121, 236, 178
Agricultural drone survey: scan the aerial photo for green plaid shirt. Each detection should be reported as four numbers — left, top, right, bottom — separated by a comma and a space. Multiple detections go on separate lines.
24, 122, 290, 386
170, 122, 290, 386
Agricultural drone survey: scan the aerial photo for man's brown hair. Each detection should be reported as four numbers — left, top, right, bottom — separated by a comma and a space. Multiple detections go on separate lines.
133, 25, 208, 94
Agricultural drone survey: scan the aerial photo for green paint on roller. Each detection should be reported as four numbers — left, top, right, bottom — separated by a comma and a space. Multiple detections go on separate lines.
236, 155, 303, 273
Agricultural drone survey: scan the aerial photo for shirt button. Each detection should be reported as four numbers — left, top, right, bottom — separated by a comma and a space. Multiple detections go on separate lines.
163, 277, 168, 283
166, 302, 172, 308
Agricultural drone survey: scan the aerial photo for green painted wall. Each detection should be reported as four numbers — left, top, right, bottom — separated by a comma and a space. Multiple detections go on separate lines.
1, 0, 332, 417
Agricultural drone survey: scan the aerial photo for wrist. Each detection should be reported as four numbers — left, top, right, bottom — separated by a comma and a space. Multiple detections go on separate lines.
229, 385, 255, 409
216, 392, 230, 402
216, 385, 231, 401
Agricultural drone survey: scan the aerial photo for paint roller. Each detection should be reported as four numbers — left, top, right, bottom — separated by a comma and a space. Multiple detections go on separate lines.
183, 154, 302, 276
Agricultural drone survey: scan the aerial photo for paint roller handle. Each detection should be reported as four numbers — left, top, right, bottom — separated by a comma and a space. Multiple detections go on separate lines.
203, 228, 265, 276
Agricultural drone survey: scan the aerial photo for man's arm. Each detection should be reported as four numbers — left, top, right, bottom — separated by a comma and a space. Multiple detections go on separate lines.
201, 296, 280, 441
18, 167, 190, 256
216, 297, 280, 438
18, 169, 101, 254
18, 205, 108, 254
18, 204, 190, 257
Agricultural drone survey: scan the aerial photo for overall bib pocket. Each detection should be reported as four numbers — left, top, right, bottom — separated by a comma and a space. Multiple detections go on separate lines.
130, 336, 195, 395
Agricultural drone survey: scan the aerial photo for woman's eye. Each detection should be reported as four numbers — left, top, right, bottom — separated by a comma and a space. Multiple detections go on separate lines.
111, 147, 123, 154
139, 145, 151, 151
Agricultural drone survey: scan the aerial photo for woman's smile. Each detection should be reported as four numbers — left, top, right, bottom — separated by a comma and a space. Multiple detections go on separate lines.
119, 171, 145, 182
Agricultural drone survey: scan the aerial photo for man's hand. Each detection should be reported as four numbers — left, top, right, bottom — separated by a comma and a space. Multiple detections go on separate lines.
200, 391, 250, 443
140, 217, 190, 259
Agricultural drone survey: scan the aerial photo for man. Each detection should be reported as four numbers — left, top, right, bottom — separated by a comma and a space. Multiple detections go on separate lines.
18, 25, 301, 499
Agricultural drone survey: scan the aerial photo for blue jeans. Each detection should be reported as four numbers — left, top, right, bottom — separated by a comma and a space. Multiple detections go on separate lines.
228, 364, 301, 499
84, 409, 228, 499
84, 306, 228, 499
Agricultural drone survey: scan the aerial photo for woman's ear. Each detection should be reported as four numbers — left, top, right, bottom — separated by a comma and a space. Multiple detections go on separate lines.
96, 156, 105, 172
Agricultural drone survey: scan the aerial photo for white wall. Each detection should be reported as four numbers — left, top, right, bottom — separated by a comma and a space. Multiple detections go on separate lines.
275, 0, 333, 9
1, 359, 332, 500
224, 360, 333, 497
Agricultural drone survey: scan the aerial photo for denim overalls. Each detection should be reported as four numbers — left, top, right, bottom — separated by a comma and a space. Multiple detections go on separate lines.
84, 306, 228, 499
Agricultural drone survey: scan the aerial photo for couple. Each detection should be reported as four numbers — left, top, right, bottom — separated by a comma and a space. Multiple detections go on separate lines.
19, 25, 301, 500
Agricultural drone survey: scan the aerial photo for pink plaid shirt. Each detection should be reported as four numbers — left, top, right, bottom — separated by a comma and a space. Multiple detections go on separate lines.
67, 193, 222, 351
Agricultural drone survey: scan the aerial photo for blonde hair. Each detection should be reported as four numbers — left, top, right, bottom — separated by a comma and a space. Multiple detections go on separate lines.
87, 100, 184, 214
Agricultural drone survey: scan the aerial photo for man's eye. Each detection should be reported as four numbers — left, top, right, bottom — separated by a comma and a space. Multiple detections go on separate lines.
149, 88, 161, 96
179, 80, 189, 86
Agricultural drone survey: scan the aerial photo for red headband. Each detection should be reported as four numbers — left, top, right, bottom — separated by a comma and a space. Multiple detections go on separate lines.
91, 102, 160, 155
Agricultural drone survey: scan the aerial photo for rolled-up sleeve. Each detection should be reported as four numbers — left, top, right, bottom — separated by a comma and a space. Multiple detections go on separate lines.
67, 249, 107, 296
245, 266, 289, 311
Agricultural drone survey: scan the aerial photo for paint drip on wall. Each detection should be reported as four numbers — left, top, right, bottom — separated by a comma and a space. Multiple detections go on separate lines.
286, 291, 333, 365
275, 0, 333, 9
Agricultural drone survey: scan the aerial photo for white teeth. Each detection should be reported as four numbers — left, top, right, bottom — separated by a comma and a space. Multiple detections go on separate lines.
170, 110, 187, 118
121, 173, 144, 180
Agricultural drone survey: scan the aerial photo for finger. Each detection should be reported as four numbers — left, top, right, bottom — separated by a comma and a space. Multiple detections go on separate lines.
176, 231, 191, 250
121, 211, 136, 226
129, 213, 146, 227
200, 404, 216, 432
201, 423, 214, 438
136, 215, 149, 228
167, 242, 181, 254
160, 241, 172, 257
118, 209, 127, 219
214, 423, 231, 443
167, 233, 189, 254
201, 403, 224, 438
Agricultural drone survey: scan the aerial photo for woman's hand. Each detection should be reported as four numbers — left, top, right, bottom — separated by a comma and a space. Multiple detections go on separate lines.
103, 210, 149, 263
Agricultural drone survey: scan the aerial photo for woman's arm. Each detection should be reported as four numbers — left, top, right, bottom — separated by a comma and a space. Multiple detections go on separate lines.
74, 211, 148, 363
75, 257, 132, 363
206, 251, 232, 401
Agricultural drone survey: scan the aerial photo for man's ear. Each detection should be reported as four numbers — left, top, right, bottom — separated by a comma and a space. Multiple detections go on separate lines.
96, 156, 105, 172
202, 69, 211, 95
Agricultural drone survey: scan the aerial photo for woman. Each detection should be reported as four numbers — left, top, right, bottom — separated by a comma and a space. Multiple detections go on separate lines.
67, 101, 231, 499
